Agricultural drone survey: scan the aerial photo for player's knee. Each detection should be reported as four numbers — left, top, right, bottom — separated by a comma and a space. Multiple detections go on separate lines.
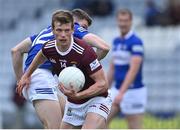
39, 116, 60, 129
83, 121, 106, 129
45, 120, 60, 129
106, 116, 112, 124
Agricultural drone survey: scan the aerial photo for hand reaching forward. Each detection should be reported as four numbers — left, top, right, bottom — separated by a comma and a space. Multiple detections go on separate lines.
16, 74, 31, 96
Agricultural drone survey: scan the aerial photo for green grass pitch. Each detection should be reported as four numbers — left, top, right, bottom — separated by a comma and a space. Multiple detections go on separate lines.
109, 114, 180, 129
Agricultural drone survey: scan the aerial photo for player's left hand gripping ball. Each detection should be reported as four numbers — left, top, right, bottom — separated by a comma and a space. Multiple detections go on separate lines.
16, 74, 31, 96
59, 83, 80, 100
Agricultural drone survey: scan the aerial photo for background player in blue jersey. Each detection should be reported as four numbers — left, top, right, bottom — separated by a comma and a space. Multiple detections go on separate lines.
11, 9, 110, 129
107, 9, 147, 129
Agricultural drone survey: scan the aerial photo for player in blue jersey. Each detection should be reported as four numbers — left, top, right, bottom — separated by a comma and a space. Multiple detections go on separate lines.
107, 9, 147, 129
11, 9, 110, 129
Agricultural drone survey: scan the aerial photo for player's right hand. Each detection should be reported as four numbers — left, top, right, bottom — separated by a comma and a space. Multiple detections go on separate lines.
58, 83, 77, 97
16, 74, 31, 96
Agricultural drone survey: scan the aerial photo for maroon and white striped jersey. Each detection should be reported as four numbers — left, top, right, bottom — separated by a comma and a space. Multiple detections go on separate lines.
42, 38, 108, 104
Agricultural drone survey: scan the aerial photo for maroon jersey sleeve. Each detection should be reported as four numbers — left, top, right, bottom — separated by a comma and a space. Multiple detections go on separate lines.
41, 40, 56, 59
81, 47, 102, 75
41, 43, 48, 58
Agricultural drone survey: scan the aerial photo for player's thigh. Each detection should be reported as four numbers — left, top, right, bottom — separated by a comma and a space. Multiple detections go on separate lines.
57, 94, 66, 116
125, 113, 144, 129
82, 112, 106, 129
33, 99, 62, 128
83, 95, 112, 129
60, 121, 81, 129
107, 103, 120, 124
121, 87, 146, 129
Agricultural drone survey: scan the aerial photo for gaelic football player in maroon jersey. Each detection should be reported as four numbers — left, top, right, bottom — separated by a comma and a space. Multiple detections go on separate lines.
13, 9, 110, 129
17, 10, 112, 129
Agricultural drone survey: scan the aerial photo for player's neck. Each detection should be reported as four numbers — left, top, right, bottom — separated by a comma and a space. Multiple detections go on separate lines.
56, 42, 71, 52
121, 32, 128, 38
55, 36, 73, 53
56, 37, 73, 52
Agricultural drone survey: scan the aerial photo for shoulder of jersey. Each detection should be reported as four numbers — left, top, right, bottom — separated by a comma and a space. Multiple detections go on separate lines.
130, 34, 143, 45
72, 38, 88, 55
112, 37, 121, 45
113, 37, 120, 42
44, 40, 56, 49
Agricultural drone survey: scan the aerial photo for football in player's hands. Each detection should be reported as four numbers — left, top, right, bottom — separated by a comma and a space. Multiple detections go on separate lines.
58, 66, 85, 92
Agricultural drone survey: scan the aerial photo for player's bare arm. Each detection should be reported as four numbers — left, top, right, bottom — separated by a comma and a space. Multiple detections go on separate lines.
83, 33, 110, 60
107, 58, 115, 87
60, 68, 108, 100
78, 68, 108, 98
17, 50, 47, 95
114, 55, 143, 104
11, 37, 32, 82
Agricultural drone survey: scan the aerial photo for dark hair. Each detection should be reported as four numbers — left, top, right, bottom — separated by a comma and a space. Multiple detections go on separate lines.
116, 9, 133, 20
52, 10, 74, 29
72, 8, 92, 26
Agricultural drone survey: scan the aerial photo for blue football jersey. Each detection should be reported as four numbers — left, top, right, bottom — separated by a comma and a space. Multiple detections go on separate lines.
112, 31, 144, 89
24, 23, 89, 71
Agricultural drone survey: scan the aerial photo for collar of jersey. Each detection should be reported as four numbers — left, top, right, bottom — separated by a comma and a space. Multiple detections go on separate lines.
120, 30, 134, 40
55, 36, 74, 56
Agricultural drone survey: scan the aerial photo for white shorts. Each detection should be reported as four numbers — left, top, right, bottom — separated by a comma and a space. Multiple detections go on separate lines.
22, 68, 59, 102
62, 93, 112, 126
110, 87, 147, 115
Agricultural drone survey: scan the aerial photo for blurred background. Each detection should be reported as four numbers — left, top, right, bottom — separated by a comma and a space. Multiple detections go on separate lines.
0, 0, 180, 128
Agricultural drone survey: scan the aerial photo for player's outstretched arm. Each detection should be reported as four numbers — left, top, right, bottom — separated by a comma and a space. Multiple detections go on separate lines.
77, 68, 108, 99
24, 50, 47, 77
11, 37, 32, 82
17, 50, 47, 95
83, 33, 111, 60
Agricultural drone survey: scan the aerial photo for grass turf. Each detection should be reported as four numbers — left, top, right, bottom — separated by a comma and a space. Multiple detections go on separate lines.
109, 114, 180, 129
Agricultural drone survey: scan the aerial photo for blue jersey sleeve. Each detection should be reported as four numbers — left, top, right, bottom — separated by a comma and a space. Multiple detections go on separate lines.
131, 39, 144, 56
30, 34, 38, 42
73, 23, 89, 39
